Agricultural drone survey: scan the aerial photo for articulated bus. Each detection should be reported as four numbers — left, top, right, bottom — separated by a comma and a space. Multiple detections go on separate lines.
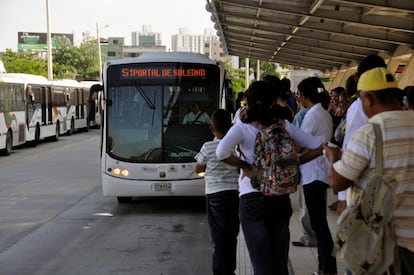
0, 73, 66, 155
101, 52, 233, 203
52, 79, 89, 134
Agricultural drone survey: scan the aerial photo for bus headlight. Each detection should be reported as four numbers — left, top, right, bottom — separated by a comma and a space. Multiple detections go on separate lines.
109, 167, 129, 177
197, 172, 205, 177
112, 167, 121, 175
120, 169, 129, 177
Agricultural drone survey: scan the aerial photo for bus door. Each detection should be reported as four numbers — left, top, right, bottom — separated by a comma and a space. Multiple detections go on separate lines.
38, 87, 47, 125
87, 84, 103, 125
80, 89, 86, 119
74, 88, 79, 119
25, 86, 35, 128
47, 87, 52, 124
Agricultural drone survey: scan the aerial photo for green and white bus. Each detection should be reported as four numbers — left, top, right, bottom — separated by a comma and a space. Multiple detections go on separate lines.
0, 73, 66, 155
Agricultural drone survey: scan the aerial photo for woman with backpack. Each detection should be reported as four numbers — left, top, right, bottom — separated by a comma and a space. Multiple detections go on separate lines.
216, 80, 324, 275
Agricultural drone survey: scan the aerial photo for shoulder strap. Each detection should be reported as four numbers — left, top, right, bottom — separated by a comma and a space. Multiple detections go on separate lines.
191, 110, 205, 123
372, 123, 383, 176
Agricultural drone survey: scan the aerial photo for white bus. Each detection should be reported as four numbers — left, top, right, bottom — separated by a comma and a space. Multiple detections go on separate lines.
0, 73, 66, 154
101, 52, 233, 203
0, 74, 28, 155
52, 79, 89, 134
80, 81, 103, 129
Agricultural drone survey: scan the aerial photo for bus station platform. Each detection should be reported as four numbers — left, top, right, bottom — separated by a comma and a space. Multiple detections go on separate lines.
235, 189, 346, 275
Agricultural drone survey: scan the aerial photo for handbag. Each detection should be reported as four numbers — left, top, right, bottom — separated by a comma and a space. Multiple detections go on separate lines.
334, 123, 399, 275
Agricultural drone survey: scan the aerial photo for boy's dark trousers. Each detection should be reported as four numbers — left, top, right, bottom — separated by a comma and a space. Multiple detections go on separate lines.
206, 190, 239, 275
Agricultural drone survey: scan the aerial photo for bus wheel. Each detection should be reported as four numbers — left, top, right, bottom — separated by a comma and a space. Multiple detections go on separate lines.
30, 125, 40, 147
67, 118, 74, 135
1, 131, 12, 156
52, 121, 60, 142
117, 197, 132, 204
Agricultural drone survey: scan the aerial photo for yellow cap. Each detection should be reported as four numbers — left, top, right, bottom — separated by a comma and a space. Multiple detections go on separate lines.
357, 67, 398, 92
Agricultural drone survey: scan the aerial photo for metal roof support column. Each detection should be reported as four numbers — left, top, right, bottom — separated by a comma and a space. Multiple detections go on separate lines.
245, 57, 250, 89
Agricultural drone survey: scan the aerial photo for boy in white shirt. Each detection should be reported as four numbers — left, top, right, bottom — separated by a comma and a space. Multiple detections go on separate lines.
194, 109, 239, 275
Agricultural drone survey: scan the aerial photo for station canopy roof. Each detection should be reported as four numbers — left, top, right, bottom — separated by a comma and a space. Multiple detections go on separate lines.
206, 0, 414, 72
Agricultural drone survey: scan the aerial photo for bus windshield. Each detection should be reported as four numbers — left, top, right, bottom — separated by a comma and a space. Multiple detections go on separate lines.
106, 63, 220, 163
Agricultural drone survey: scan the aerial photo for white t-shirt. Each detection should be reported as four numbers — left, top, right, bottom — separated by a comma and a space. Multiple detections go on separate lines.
299, 103, 333, 185
182, 111, 211, 124
216, 120, 322, 196
343, 98, 368, 149
194, 138, 239, 194
338, 98, 368, 200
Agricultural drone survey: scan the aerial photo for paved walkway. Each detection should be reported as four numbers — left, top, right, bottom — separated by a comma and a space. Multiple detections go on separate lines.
236, 188, 346, 275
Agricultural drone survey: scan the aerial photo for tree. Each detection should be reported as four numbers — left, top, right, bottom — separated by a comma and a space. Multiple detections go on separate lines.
1, 40, 100, 80
261, 62, 279, 77
53, 40, 99, 79
77, 41, 100, 79
238, 58, 280, 79
224, 61, 247, 94
52, 45, 80, 79
1, 49, 47, 76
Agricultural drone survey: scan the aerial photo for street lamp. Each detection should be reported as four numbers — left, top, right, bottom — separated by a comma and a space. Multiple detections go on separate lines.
46, 0, 53, 80
96, 23, 109, 82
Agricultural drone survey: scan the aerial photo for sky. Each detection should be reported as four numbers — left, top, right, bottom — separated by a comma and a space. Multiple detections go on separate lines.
0, 0, 216, 51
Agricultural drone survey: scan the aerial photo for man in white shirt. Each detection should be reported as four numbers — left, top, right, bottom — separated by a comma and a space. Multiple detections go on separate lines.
337, 54, 387, 214
182, 102, 211, 124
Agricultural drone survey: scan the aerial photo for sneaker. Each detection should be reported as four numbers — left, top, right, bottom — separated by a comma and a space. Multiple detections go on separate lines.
292, 235, 317, 247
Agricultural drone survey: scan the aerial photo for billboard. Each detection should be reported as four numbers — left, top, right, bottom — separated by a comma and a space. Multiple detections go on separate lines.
18, 32, 74, 51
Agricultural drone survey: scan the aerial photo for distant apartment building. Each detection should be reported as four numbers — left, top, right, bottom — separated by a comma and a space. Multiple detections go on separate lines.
101, 36, 166, 60
206, 36, 225, 61
100, 25, 223, 62
170, 28, 225, 61
131, 25, 162, 47
101, 37, 125, 60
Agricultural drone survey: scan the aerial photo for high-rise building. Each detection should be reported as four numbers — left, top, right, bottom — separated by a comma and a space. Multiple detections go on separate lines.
171, 28, 217, 55
131, 25, 162, 47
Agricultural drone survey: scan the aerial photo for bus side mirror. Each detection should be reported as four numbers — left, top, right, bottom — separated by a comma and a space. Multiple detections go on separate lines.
66, 94, 70, 102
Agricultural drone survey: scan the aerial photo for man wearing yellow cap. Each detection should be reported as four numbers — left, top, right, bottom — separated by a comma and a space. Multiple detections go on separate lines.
324, 67, 414, 275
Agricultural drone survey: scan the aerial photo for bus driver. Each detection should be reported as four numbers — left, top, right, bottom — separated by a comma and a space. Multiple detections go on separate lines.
182, 102, 211, 124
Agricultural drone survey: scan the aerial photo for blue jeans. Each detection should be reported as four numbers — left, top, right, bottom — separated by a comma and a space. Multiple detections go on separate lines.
206, 190, 240, 275
303, 180, 337, 274
397, 246, 414, 275
239, 192, 292, 275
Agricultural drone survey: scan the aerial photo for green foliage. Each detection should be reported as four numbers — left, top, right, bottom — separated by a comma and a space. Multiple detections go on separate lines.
53, 41, 99, 79
1, 40, 100, 80
1, 49, 47, 77
262, 62, 279, 78
224, 59, 282, 94
224, 61, 247, 93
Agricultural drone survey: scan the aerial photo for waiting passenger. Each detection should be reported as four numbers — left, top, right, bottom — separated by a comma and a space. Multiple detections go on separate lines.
216, 80, 323, 275
325, 67, 414, 275
194, 109, 239, 275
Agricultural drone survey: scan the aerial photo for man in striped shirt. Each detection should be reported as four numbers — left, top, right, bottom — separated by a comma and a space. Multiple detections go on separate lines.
194, 109, 239, 275
324, 67, 414, 275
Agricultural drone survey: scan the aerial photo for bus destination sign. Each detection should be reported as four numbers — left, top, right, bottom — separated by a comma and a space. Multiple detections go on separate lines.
120, 67, 207, 79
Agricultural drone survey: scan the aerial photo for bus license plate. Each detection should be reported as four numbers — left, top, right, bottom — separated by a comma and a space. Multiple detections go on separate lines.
153, 183, 172, 192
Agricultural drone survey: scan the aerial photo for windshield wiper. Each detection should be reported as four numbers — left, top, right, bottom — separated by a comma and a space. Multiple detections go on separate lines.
134, 83, 155, 110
